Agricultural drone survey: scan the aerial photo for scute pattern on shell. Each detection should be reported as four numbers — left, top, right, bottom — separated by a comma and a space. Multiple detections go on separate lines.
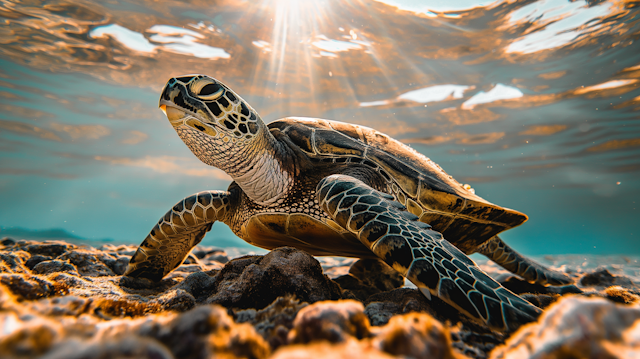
269, 117, 528, 253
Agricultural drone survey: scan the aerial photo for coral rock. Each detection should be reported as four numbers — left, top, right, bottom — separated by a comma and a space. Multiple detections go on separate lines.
288, 300, 371, 344
235, 295, 308, 349
349, 259, 404, 292
373, 312, 467, 359
580, 268, 636, 288
24, 241, 74, 257
3, 238, 638, 359
0, 237, 15, 245
0, 294, 270, 359
271, 340, 394, 359
129, 305, 270, 359
0, 251, 31, 274
44, 337, 175, 359
32, 259, 78, 275
0, 313, 62, 358
335, 259, 404, 301
57, 249, 116, 277
0, 274, 54, 300
519, 293, 559, 309
490, 296, 640, 359
24, 255, 53, 270
499, 275, 582, 295
206, 247, 343, 310
193, 247, 230, 264
603, 286, 640, 304
364, 287, 480, 330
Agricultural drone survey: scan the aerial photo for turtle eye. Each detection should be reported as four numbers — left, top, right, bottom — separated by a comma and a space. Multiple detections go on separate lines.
198, 83, 224, 101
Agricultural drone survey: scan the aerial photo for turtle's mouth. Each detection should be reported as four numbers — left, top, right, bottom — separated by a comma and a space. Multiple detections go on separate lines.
160, 104, 187, 126
159, 103, 222, 137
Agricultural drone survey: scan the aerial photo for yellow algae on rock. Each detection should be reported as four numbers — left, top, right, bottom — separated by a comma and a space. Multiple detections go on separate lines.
3, 238, 640, 359
0, 296, 270, 359
0, 251, 31, 274
372, 312, 467, 359
604, 286, 640, 305
287, 300, 371, 344
0, 311, 64, 359
0, 274, 56, 300
271, 340, 395, 359
235, 295, 309, 349
285, 300, 470, 358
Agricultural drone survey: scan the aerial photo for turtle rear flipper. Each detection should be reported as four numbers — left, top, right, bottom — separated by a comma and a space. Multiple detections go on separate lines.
317, 174, 542, 332
476, 235, 573, 286
124, 190, 231, 282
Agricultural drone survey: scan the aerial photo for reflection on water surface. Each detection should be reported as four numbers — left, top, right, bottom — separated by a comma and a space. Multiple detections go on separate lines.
0, 0, 639, 255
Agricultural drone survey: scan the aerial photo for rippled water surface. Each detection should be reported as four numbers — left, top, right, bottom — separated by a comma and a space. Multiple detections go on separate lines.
0, 0, 639, 254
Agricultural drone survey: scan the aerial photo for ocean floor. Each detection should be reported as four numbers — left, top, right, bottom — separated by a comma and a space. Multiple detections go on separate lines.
1, 238, 639, 359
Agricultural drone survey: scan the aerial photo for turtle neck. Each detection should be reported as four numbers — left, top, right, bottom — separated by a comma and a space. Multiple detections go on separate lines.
228, 127, 293, 206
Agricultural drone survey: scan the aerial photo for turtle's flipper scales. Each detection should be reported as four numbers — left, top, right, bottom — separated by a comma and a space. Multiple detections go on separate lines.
124, 191, 231, 282
476, 236, 573, 286
317, 175, 542, 332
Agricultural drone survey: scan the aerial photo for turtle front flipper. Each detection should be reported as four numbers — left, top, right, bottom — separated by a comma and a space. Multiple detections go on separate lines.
316, 175, 542, 332
476, 235, 573, 286
124, 191, 231, 282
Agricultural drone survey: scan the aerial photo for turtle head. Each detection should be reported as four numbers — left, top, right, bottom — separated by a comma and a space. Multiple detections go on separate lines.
158, 75, 266, 171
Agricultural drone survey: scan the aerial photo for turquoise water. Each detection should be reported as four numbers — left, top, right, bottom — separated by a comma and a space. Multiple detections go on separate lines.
0, 0, 638, 255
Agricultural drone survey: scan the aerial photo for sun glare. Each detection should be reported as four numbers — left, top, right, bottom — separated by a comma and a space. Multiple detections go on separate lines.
248, 0, 336, 113
241, 0, 460, 119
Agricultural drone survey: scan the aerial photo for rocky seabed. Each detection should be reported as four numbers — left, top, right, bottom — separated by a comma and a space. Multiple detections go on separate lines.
0, 238, 639, 359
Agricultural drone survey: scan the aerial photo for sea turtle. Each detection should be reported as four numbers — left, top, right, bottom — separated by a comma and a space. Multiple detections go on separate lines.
125, 75, 572, 331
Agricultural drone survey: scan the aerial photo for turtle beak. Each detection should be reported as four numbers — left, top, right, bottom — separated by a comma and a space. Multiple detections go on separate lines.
159, 103, 189, 128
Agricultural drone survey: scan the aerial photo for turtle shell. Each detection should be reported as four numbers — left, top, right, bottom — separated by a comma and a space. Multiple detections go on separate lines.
269, 117, 528, 254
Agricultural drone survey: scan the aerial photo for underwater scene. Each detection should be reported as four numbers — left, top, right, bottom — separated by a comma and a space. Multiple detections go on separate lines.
1, 0, 640, 358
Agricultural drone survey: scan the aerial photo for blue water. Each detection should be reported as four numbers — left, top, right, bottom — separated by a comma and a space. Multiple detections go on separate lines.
0, 0, 639, 255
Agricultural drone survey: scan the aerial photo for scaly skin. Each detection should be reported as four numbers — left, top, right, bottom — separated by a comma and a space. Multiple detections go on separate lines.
476, 235, 572, 286
125, 191, 232, 282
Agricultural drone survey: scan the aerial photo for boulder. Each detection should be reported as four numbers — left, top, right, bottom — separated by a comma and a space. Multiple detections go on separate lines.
205, 247, 343, 310
288, 300, 371, 344
491, 296, 640, 359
